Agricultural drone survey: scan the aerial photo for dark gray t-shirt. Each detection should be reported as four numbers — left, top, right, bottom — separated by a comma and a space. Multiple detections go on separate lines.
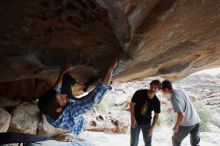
171, 90, 200, 126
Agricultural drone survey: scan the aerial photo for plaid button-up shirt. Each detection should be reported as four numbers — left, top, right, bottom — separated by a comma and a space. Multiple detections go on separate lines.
46, 82, 111, 136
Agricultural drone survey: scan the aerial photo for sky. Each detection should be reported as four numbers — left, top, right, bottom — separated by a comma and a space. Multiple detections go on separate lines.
194, 67, 220, 75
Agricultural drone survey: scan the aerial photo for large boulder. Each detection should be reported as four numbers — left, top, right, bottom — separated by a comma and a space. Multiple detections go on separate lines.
84, 109, 130, 133
0, 97, 20, 109
0, 0, 219, 98
0, 108, 11, 132
0, 0, 219, 82
9, 103, 40, 134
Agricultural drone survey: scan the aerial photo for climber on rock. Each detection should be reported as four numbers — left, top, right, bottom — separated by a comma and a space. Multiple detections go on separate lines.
37, 60, 117, 137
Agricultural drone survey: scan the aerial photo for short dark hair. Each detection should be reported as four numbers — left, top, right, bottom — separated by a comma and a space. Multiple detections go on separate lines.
162, 80, 173, 90
150, 80, 162, 89
38, 89, 61, 119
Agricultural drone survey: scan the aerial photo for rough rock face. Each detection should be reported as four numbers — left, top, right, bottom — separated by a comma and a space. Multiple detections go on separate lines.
9, 103, 40, 134
0, 108, 11, 132
0, 97, 20, 109
102, 0, 220, 81
0, 0, 220, 98
84, 109, 130, 133
0, 0, 122, 83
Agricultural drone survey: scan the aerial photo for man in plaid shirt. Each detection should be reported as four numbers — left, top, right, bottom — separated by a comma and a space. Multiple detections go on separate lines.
38, 60, 117, 136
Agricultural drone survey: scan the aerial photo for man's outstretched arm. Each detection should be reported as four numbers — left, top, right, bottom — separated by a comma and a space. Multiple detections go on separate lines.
102, 60, 118, 86
70, 60, 118, 116
54, 65, 74, 92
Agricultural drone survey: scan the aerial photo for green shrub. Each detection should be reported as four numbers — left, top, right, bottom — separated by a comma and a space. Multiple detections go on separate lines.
193, 101, 212, 132
209, 111, 220, 128
96, 101, 108, 110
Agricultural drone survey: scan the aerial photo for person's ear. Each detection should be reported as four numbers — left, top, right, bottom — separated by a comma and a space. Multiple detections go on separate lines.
56, 107, 62, 113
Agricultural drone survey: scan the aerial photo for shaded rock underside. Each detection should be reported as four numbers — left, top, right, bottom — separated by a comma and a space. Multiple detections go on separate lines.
0, 0, 220, 99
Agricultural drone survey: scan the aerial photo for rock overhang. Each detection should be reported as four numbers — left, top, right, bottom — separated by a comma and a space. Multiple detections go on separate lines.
0, 0, 220, 98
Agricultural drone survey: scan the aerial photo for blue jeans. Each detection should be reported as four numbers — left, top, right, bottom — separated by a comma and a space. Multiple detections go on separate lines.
130, 123, 152, 146
26, 140, 93, 146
